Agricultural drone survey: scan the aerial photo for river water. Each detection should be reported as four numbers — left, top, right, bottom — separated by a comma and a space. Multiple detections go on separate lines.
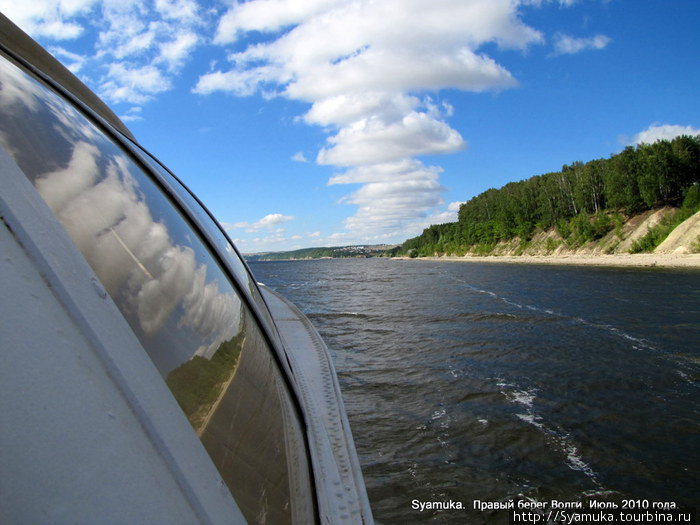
249, 258, 700, 523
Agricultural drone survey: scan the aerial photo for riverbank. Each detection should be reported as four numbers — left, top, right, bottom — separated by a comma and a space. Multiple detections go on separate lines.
397, 252, 700, 268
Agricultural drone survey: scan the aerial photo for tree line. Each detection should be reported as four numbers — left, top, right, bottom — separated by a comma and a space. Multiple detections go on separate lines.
397, 135, 700, 256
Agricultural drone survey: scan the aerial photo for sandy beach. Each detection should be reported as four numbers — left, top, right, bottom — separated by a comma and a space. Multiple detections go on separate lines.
399, 253, 700, 269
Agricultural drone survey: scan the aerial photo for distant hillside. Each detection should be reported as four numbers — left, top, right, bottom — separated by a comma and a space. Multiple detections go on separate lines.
423, 207, 700, 258
244, 244, 397, 261
396, 135, 700, 257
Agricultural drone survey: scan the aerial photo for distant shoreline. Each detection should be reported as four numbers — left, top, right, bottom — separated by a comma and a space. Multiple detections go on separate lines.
394, 253, 700, 269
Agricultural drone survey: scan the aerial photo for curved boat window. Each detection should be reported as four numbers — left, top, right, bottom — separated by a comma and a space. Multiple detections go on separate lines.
0, 53, 314, 524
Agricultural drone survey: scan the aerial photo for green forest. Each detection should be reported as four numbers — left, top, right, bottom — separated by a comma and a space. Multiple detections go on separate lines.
397, 135, 700, 257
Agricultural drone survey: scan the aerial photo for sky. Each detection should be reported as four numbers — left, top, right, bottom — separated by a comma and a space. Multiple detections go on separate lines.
2, 0, 699, 253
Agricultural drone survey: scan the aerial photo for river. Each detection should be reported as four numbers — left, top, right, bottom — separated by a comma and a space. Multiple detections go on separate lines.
249, 258, 700, 523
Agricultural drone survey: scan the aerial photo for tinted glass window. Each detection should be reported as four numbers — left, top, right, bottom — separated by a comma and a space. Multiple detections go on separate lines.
0, 53, 313, 524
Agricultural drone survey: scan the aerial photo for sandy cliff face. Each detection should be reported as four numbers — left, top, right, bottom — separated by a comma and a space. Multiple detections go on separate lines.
613, 208, 674, 254
655, 210, 700, 254
465, 208, 699, 257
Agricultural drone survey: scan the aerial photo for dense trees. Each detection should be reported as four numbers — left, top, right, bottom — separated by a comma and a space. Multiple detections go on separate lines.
398, 135, 700, 256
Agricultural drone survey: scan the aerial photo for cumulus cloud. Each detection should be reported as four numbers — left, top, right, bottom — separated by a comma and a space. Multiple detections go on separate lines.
522, 0, 581, 6
292, 151, 309, 163
120, 106, 144, 122
340, 177, 444, 236
199, 0, 538, 100
197, 0, 544, 241
1, 0, 205, 106
94, 0, 203, 103
100, 63, 172, 104
328, 159, 441, 185
0, 0, 96, 40
325, 159, 448, 238
304, 92, 418, 127
48, 46, 88, 73
552, 33, 611, 55
417, 201, 465, 228
224, 213, 294, 233
632, 123, 700, 145
317, 111, 466, 166
156, 31, 199, 72
327, 159, 447, 237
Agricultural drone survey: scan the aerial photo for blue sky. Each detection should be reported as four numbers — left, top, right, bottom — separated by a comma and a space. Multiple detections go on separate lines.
3, 0, 699, 253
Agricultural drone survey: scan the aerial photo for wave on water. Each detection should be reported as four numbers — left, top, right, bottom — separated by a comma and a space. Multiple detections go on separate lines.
447, 271, 699, 391
497, 379, 602, 486
450, 275, 662, 353
457, 275, 700, 382
308, 311, 371, 320
431, 408, 447, 421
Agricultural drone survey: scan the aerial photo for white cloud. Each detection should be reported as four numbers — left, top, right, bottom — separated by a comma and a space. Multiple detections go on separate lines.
328, 159, 441, 185
327, 159, 453, 238
330, 159, 447, 238
224, 213, 294, 233
552, 33, 611, 55
291, 151, 309, 163
48, 46, 88, 73
120, 106, 143, 122
632, 123, 700, 145
2, 0, 206, 106
94, 1, 204, 103
214, 0, 339, 44
284, 47, 517, 101
418, 201, 465, 228
0, 0, 97, 40
317, 111, 466, 166
327, 231, 352, 241
249, 232, 289, 247
198, 0, 545, 242
304, 92, 418, 127
253, 213, 294, 229
156, 31, 199, 72
155, 0, 199, 22
202, 0, 537, 101
100, 63, 171, 104
522, 0, 581, 6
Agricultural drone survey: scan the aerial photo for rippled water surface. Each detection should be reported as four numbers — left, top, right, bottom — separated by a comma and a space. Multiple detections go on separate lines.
249, 259, 700, 523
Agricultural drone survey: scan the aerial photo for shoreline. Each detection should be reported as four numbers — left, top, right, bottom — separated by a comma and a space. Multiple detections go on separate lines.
395, 253, 700, 269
